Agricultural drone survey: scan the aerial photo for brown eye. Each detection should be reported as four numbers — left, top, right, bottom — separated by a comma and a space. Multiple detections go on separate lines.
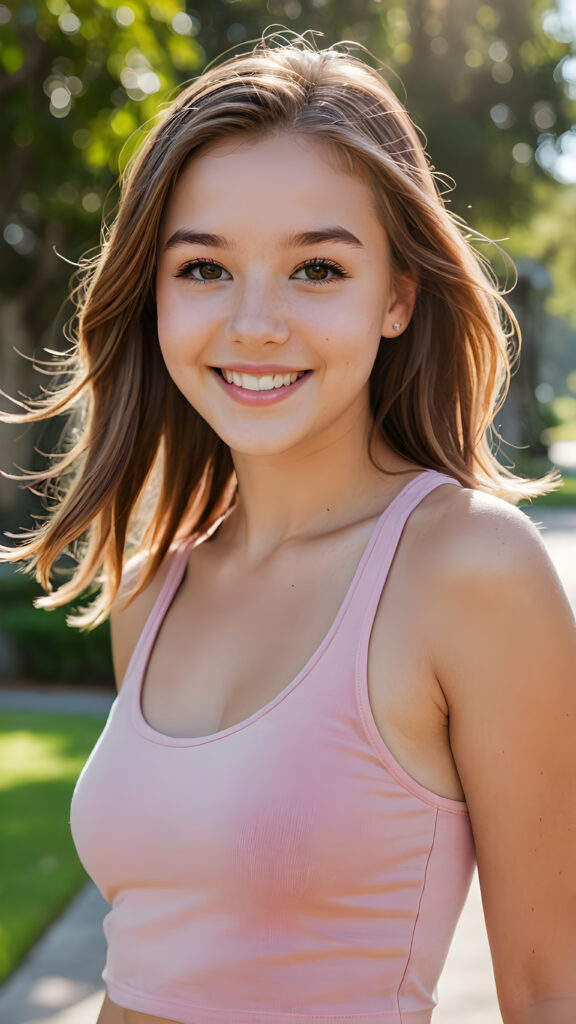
196, 261, 224, 280
175, 259, 231, 282
292, 259, 347, 284
306, 262, 330, 280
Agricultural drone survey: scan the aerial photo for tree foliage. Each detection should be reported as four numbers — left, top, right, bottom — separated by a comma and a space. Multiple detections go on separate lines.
1, 0, 574, 336
0, 0, 574, 519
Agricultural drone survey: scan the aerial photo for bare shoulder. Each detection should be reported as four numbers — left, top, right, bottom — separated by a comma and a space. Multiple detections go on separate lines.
414, 482, 575, 696
416, 483, 559, 589
109, 547, 175, 692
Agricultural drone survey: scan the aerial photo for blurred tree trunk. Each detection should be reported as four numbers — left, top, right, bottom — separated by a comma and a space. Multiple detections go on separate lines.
498, 260, 551, 459
0, 298, 36, 530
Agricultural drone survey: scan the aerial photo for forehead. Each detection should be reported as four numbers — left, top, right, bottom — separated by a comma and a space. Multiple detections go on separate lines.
159, 132, 381, 242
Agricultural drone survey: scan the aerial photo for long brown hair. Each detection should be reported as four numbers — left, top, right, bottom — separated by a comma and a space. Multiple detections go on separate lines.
0, 36, 560, 627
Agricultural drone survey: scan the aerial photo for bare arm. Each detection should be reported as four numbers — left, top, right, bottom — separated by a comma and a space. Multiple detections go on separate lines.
93, 559, 171, 1024
425, 491, 576, 1024
97, 993, 125, 1024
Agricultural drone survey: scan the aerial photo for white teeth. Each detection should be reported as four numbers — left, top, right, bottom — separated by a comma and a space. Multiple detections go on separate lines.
220, 369, 304, 391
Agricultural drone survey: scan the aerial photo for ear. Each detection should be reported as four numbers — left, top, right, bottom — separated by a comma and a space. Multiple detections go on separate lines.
381, 273, 418, 338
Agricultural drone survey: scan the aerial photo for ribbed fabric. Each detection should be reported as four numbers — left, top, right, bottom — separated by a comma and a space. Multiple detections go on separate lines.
70, 469, 476, 1024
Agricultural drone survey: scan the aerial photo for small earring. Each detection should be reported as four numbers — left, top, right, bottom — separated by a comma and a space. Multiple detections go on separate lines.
393, 322, 402, 331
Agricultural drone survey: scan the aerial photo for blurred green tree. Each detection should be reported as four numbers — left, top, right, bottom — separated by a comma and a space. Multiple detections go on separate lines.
0, 0, 574, 524
0, 0, 203, 381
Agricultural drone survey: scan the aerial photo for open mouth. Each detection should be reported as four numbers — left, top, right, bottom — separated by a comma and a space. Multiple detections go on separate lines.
214, 368, 310, 392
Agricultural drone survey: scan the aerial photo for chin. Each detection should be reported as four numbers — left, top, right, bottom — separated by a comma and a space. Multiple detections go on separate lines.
222, 428, 310, 459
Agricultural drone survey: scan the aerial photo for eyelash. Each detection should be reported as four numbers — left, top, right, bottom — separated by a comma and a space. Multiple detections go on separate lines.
174, 257, 350, 286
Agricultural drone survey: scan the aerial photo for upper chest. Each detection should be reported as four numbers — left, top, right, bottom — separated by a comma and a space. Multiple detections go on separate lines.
140, 498, 456, 791
144, 518, 385, 732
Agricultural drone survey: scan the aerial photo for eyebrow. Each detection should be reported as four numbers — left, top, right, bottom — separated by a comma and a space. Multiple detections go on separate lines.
163, 226, 364, 251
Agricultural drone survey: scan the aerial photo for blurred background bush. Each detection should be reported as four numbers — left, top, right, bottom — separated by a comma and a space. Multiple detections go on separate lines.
1, 0, 575, 683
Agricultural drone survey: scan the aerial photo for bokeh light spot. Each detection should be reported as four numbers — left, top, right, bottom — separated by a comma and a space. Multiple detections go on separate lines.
465, 49, 483, 68
492, 62, 513, 83
535, 383, 555, 404
488, 40, 508, 62
115, 5, 135, 27
139, 70, 161, 94
58, 12, 80, 34
82, 192, 102, 213
490, 103, 513, 128
542, 9, 574, 44
284, 0, 302, 17
67, 76, 83, 96
50, 86, 71, 110
531, 101, 556, 130
3, 222, 36, 255
394, 42, 413, 63
4, 224, 24, 246
512, 142, 533, 165
477, 4, 500, 30
172, 12, 193, 35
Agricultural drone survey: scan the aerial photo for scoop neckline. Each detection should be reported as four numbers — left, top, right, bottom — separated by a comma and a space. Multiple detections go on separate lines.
129, 470, 436, 747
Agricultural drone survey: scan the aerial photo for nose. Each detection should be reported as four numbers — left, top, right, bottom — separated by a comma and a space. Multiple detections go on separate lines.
224, 275, 289, 348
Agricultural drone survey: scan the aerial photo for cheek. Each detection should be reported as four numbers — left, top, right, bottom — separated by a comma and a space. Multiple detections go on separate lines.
317, 303, 384, 370
155, 290, 198, 368
155, 281, 175, 348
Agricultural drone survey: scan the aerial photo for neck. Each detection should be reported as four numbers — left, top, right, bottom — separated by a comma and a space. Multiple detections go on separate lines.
220, 416, 417, 561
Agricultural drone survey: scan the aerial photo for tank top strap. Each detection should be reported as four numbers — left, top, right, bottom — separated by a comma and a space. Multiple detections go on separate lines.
121, 539, 193, 689
352, 469, 462, 636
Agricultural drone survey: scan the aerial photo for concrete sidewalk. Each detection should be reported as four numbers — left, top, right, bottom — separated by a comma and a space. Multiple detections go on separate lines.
0, 885, 108, 1024
0, 504, 573, 1024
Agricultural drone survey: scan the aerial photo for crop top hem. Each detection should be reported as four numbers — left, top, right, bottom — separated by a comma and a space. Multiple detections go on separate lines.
105, 979, 433, 1023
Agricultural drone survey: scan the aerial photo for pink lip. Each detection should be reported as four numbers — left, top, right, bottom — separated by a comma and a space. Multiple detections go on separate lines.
214, 364, 308, 374
212, 368, 311, 405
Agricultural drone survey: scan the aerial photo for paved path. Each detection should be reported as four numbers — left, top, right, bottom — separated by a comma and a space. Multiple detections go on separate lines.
0, 505, 573, 1024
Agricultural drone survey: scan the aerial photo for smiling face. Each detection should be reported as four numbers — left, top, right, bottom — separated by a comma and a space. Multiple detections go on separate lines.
155, 132, 415, 459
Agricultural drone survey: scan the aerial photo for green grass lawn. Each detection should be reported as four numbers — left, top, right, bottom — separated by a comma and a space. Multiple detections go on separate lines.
0, 711, 106, 983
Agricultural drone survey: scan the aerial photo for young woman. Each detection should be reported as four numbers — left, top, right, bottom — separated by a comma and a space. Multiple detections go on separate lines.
2, 36, 575, 1024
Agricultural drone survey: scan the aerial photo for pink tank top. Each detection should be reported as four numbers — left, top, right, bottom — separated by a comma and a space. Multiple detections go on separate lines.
71, 469, 476, 1024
